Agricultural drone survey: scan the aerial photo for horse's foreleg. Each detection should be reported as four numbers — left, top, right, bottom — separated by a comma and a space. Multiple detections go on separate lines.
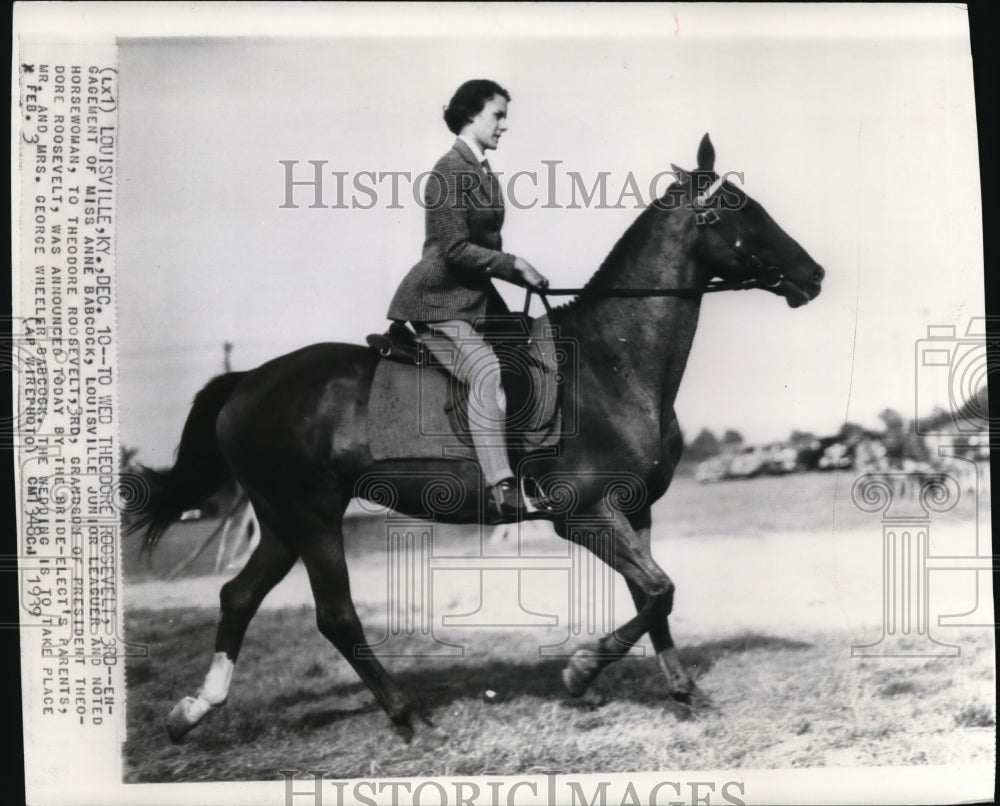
555, 507, 677, 697
167, 523, 297, 742
623, 509, 699, 702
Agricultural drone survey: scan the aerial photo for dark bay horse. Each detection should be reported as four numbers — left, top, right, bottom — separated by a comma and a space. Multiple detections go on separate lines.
135, 135, 824, 743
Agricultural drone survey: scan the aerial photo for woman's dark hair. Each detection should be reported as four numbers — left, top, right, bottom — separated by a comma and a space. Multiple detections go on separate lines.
443, 79, 511, 134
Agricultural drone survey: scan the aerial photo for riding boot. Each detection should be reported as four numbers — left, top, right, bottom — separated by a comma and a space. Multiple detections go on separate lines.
488, 477, 526, 524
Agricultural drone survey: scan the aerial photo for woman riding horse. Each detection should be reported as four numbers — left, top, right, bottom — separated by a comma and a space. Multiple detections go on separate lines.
142, 131, 825, 745
385, 79, 549, 522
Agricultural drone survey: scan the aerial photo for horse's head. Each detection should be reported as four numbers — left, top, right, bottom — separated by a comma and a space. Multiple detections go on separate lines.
669, 134, 824, 307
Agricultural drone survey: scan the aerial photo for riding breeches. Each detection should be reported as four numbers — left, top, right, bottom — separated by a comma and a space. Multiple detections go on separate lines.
421, 319, 513, 486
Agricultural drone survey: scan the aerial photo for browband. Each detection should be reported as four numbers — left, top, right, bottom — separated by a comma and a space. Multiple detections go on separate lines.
693, 174, 726, 208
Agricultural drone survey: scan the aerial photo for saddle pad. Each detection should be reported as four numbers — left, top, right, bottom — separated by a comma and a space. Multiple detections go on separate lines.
366, 315, 568, 462
366, 359, 477, 463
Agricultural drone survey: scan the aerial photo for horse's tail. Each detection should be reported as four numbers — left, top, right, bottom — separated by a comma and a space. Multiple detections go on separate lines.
129, 371, 248, 549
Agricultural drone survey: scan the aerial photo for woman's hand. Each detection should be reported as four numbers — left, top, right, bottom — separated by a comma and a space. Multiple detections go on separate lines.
514, 257, 550, 290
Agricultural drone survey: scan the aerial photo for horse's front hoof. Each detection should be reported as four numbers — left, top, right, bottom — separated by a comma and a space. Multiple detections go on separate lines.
656, 648, 696, 697
562, 648, 601, 697
167, 695, 214, 742
666, 683, 715, 719
679, 682, 716, 711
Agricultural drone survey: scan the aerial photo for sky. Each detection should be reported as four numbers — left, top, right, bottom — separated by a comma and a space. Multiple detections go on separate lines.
112, 4, 985, 467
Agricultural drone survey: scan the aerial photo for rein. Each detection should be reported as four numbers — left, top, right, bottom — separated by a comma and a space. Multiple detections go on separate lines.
522, 182, 785, 316
522, 278, 766, 315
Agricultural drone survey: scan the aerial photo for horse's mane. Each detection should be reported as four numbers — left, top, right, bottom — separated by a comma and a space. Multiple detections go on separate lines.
549, 183, 683, 317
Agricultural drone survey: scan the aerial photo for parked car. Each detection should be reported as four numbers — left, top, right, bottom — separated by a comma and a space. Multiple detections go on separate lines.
762, 442, 800, 474
695, 455, 729, 484
727, 445, 767, 479
818, 441, 853, 470
794, 438, 825, 471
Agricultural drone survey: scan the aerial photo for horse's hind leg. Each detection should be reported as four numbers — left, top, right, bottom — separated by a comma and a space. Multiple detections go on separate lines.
167, 522, 297, 742
294, 509, 440, 744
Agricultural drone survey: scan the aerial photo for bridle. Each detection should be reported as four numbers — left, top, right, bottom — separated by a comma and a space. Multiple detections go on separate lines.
692, 173, 785, 291
523, 174, 785, 315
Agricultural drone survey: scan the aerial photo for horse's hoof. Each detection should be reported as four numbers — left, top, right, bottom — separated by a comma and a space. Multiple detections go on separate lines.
167, 696, 213, 742
392, 707, 445, 745
393, 721, 415, 744
564, 689, 605, 709
562, 667, 587, 697
685, 683, 716, 711
668, 683, 715, 717
562, 648, 600, 697
411, 713, 451, 749
413, 719, 449, 749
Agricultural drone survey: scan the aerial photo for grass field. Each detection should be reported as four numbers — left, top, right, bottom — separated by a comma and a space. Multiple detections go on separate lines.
122, 469, 995, 783
124, 612, 994, 782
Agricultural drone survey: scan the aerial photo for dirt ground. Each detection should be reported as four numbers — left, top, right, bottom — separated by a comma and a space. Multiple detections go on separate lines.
127, 510, 992, 646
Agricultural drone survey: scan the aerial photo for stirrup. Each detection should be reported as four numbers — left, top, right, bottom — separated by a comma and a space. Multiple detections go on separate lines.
488, 478, 526, 524
519, 474, 549, 514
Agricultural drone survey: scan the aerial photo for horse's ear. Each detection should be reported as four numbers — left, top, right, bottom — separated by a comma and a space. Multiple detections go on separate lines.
670, 163, 689, 184
697, 133, 715, 172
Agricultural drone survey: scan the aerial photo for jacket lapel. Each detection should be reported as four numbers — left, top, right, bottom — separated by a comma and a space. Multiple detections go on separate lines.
452, 137, 480, 169
451, 138, 502, 210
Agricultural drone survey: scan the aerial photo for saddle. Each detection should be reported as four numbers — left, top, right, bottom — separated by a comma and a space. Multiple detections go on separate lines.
365, 321, 427, 364
365, 315, 571, 461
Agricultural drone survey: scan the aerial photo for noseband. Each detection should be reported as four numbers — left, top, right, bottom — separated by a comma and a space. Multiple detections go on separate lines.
524, 176, 784, 315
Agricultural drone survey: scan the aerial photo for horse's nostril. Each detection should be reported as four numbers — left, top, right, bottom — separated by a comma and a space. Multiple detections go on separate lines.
814, 265, 825, 283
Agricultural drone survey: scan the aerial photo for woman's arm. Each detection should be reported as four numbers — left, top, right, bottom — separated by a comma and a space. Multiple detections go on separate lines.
429, 163, 520, 282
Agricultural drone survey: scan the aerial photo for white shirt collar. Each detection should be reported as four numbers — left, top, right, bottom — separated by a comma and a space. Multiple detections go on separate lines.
458, 135, 487, 164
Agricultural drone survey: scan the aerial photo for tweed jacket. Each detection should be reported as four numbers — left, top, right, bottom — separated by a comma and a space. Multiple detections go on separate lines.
387, 139, 520, 325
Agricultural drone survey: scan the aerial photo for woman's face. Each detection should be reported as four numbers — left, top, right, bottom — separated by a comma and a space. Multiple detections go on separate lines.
463, 95, 508, 152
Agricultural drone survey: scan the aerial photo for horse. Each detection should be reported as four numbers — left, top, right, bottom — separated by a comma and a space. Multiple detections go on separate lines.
133, 134, 825, 743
